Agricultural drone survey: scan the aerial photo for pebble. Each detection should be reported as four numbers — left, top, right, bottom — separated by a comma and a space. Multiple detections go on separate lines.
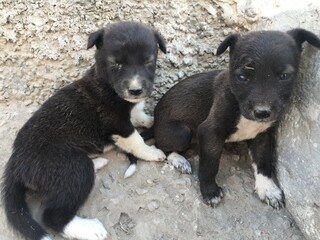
176, 71, 185, 79
231, 155, 240, 161
135, 188, 148, 195
223, 29, 229, 36
183, 58, 193, 66
146, 179, 154, 185
174, 194, 185, 203
230, 166, 236, 175
102, 180, 110, 190
147, 200, 159, 211
24, 99, 33, 106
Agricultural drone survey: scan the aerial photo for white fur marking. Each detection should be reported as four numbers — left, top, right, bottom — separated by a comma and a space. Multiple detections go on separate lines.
124, 164, 137, 178
112, 130, 165, 161
103, 144, 115, 153
62, 216, 108, 240
41, 236, 53, 240
130, 101, 154, 128
92, 157, 109, 172
252, 163, 283, 208
124, 97, 147, 103
129, 75, 142, 89
226, 116, 272, 142
167, 152, 192, 174
207, 191, 224, 206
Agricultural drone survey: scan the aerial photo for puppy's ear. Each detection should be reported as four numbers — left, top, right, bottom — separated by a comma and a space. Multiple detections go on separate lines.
287, 28, 320, 51
87, 29, 104, 50
154, 31, 167, 54
216, 33, 240, 56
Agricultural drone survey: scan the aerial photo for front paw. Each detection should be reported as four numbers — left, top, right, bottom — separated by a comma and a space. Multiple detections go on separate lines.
143, 145, 166, 162
167, 152, 192, 174
200, 183, 224, 207
255, 175, 284, 209
142, 116, 154, 128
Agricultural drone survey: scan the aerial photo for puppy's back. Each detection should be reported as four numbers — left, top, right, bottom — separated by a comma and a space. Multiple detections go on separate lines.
154, 70, 222, 131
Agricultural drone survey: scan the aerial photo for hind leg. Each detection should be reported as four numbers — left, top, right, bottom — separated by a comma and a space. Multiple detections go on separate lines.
42, 154, 108, 240
155, 121, 193, 173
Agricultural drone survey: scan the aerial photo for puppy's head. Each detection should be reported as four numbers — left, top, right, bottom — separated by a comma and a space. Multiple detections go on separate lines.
217, 29, 320, 122
87, 21, 166, 103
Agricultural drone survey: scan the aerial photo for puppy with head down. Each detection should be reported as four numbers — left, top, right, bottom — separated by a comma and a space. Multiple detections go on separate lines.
2, 21, 166, 240
153, 28, 320, 208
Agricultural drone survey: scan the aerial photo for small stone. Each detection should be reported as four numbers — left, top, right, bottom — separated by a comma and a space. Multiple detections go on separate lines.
223, 29, 229, 36
176, 71, 185, 79
102, 180, 110, 190
174, 194, 185, 203
230, 166, 236, 175
183, 58, 193, 66
146, 179, 153, 185
135, 188, 148, 195
24, 99, 33, 106
231, 155, 240, 161
147, 200, 159, 211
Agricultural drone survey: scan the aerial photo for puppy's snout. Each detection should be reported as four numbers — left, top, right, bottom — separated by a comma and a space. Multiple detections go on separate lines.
128, 88, 143, 96
253, 106, 271, 120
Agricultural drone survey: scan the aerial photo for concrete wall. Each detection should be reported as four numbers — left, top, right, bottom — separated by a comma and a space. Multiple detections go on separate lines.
1, 0, 320, 239
244, 1, 320, 239
0, 0, 232, 109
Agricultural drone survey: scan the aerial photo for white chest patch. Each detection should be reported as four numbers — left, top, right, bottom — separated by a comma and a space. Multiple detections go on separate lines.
226, 116, 272, 142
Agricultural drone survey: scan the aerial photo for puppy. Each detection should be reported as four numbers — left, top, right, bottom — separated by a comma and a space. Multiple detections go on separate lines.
2, 21, 166, 240
153, 29, 320, 208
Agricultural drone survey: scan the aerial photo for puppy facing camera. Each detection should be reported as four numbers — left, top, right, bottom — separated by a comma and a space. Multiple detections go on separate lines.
2, 21, 166, 240
153, 28, 320, 208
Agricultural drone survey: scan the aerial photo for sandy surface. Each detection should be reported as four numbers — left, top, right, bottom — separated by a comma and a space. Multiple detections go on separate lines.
0, 102, 303, 240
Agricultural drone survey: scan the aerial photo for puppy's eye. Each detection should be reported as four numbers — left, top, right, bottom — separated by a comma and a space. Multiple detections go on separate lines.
236, 74, 249, 83
280, 73, 292, 81
108, 60, 122, 70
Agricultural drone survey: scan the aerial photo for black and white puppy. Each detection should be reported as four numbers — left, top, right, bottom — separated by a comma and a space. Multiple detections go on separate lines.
2, 21, 166, 240
153, 29, 320, 208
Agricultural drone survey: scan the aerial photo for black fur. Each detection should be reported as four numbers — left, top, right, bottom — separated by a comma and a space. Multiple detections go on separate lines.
154, 29, 320, 208
2, 21, 165, 240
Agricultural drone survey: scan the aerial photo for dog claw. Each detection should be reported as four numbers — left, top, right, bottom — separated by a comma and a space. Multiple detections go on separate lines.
256, 189, 285, 209
201, 186, 224, 207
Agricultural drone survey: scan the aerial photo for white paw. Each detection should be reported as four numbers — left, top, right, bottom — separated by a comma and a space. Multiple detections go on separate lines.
207, 192, 224, 207
130, 101, 154, 128
167, 152, 192, 174
41, 236, 53, 240
142, 145, 166, 162
132, 115, 154, 128
253, 165, 284, 209
62, 216, 108, 240
93, 157, 109, 172
141, 116, 154, 128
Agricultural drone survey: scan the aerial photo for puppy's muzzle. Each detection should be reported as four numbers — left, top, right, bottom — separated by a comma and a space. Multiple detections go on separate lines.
253, 106, 271, 120
123, 76, 152, 103
128, 88, 143, 96
251, 105, 274, 122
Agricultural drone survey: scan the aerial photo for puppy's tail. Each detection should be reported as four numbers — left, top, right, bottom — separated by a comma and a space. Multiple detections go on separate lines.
2, 165, 49, 240
124, 126, 155, 178
124, 154, 138, 178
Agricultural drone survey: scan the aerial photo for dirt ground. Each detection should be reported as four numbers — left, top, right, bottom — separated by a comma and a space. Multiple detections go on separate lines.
0, 102, 304, 240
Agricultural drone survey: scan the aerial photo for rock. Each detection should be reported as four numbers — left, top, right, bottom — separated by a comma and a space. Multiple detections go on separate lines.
252, 2, 320, 239
147, 200, 159, 211
102, 180, 110, 190
135, 188, 148, 195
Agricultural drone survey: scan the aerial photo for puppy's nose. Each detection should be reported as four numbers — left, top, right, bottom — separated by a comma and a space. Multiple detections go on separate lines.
253, 106, 271, 119
128, 88, 143, 96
